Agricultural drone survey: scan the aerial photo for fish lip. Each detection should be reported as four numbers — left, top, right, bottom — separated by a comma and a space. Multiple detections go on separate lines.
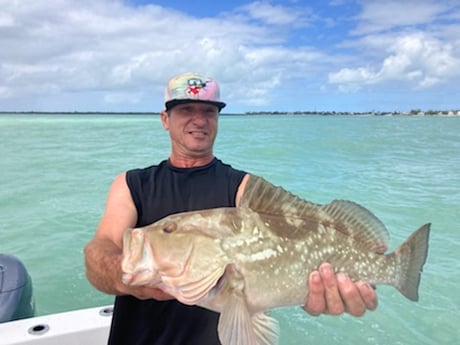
121, 228, 159, 286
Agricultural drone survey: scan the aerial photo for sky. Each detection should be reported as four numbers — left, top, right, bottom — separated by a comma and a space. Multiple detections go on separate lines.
0, 0, 459, 113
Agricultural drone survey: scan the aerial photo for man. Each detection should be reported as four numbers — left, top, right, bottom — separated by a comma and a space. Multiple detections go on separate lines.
84, 72, 377, 344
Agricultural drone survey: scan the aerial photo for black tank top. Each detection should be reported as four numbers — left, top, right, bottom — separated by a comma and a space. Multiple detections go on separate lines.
107, 158, 246, 345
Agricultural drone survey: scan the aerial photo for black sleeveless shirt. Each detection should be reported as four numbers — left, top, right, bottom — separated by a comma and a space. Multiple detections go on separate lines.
107, 158, 246, 345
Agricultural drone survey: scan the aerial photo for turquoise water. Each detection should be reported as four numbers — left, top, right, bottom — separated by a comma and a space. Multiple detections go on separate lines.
1, 114, 459, 344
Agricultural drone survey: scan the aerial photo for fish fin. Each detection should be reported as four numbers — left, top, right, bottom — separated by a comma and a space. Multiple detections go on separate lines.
217, 264, 279, 345
252, 312, 280, 345
391, 223, 430, 301
240, 175, 321, 220
321, 200, 390, 253
218, 293, 257, 345
240, 176, 389, 253
218, 299, 279, 345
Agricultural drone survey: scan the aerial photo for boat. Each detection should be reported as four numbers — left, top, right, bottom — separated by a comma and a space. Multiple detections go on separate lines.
0, 254, 112, 344
0, 254, 35, 323
0, 305, 112, 345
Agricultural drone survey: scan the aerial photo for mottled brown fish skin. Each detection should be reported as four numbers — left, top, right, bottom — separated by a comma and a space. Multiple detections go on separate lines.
121, 175, 430, 345
129, 207, 428, 312
232, 210, 429, 307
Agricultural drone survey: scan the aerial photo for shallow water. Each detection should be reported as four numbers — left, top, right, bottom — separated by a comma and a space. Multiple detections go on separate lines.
1, 114, 459, 344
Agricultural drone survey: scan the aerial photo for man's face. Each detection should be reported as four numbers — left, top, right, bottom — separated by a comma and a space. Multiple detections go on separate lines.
161, 102, 219, 158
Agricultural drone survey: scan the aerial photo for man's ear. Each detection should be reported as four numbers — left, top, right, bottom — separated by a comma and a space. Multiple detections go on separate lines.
160, 110, 169, 130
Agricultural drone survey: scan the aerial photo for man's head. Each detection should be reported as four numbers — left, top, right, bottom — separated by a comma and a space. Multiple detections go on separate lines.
164, 72, 226, 112
161, 73, 223, 164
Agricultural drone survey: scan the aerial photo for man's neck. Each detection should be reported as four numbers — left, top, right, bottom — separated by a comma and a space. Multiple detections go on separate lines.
167, 154, 215, 168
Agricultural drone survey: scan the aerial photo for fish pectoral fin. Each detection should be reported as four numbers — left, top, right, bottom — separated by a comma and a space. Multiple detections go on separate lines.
252, 313, 279, 345
218, 296, 279, 345
218, 293, 256, 345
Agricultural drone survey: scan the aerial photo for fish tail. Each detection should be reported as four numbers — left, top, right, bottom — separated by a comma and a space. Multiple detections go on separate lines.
391, 223, 430, 301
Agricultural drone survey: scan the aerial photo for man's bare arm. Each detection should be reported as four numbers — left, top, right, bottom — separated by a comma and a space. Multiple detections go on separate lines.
84, 173, 172, 300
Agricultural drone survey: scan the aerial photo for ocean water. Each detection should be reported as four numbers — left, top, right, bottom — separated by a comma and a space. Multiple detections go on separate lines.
0, 113, 459, 344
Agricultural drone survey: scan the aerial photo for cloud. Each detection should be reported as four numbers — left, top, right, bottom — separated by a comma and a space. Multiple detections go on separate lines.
0, 0, 326, 111
235, 1, 311, 27
328, 1, 460, 93
329, 32, 460, 91
0, 0, 458, 111
352, 0, 450, 35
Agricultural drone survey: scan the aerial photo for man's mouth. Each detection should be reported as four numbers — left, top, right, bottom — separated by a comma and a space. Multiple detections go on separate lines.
188, 130, 207, 136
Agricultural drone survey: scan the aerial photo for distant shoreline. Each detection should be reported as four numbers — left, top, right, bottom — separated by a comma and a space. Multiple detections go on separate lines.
0, 110, 459, 116
244, 110, 460, 116
0, 111, 159, 115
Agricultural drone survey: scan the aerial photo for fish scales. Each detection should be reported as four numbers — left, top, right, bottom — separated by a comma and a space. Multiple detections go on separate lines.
121, 175, 430, 345
214, 210, 395, 311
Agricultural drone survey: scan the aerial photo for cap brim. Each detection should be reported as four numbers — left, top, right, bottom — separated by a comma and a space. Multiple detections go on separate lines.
165, 99, 226, 111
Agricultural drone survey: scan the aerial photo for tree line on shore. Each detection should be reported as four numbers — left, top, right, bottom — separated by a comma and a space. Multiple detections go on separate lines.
1, 109, 459, 116
245, 109, 460, 116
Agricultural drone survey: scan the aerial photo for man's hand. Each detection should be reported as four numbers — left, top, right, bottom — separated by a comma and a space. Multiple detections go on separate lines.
303, 263, 378, 317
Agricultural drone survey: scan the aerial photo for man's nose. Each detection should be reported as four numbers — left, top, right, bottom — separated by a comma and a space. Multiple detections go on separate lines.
191, 111, 207, 123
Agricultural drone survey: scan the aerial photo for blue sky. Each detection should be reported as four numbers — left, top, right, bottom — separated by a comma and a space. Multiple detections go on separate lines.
0, 0, 459, 113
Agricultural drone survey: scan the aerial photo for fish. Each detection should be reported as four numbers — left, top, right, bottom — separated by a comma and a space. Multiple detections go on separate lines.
121, 175, 430, 345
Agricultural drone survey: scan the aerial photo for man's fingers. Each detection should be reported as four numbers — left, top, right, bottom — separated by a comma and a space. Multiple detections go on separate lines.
320, 263, 345, 315
303, 263, 379, 317
303, 270, 326, 316
336, 273, 366, 316
356, 281, 378, 311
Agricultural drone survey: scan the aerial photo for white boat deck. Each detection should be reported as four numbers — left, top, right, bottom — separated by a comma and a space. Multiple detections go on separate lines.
0, 306, 112, 345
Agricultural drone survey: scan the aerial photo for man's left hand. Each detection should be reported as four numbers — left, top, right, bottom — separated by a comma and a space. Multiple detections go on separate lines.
303, 262, 378, 317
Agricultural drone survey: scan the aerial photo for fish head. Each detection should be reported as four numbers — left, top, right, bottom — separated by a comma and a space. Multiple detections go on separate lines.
121, 227, 160, 286
121, 221, 195, 287
121, 211, 232, 304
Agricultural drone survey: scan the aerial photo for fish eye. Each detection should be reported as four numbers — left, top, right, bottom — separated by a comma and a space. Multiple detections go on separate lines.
162, 223, 176, 234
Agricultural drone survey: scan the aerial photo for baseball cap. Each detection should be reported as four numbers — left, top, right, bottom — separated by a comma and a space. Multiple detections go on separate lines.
164, 72, 226, 111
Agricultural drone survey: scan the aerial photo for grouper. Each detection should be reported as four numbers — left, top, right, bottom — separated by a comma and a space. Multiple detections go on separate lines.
121, 175, 430, 345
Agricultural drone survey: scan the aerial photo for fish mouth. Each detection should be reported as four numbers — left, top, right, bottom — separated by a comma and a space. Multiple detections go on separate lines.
121, 228, 159, 286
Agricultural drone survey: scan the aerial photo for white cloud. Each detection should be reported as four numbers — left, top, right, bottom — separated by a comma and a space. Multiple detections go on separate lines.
328, 0, 460, 94
104, 91, 144, 104
329, 32, 460, 92
352, 0, 449, 34
236, 1, 310, 27
0, 0, 458, 111
0, 0, 327, 111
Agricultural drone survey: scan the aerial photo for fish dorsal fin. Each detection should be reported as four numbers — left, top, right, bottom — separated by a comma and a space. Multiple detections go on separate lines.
240, 175, 322, 220
241, 175, 389, 253
320, 200, 390, 253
